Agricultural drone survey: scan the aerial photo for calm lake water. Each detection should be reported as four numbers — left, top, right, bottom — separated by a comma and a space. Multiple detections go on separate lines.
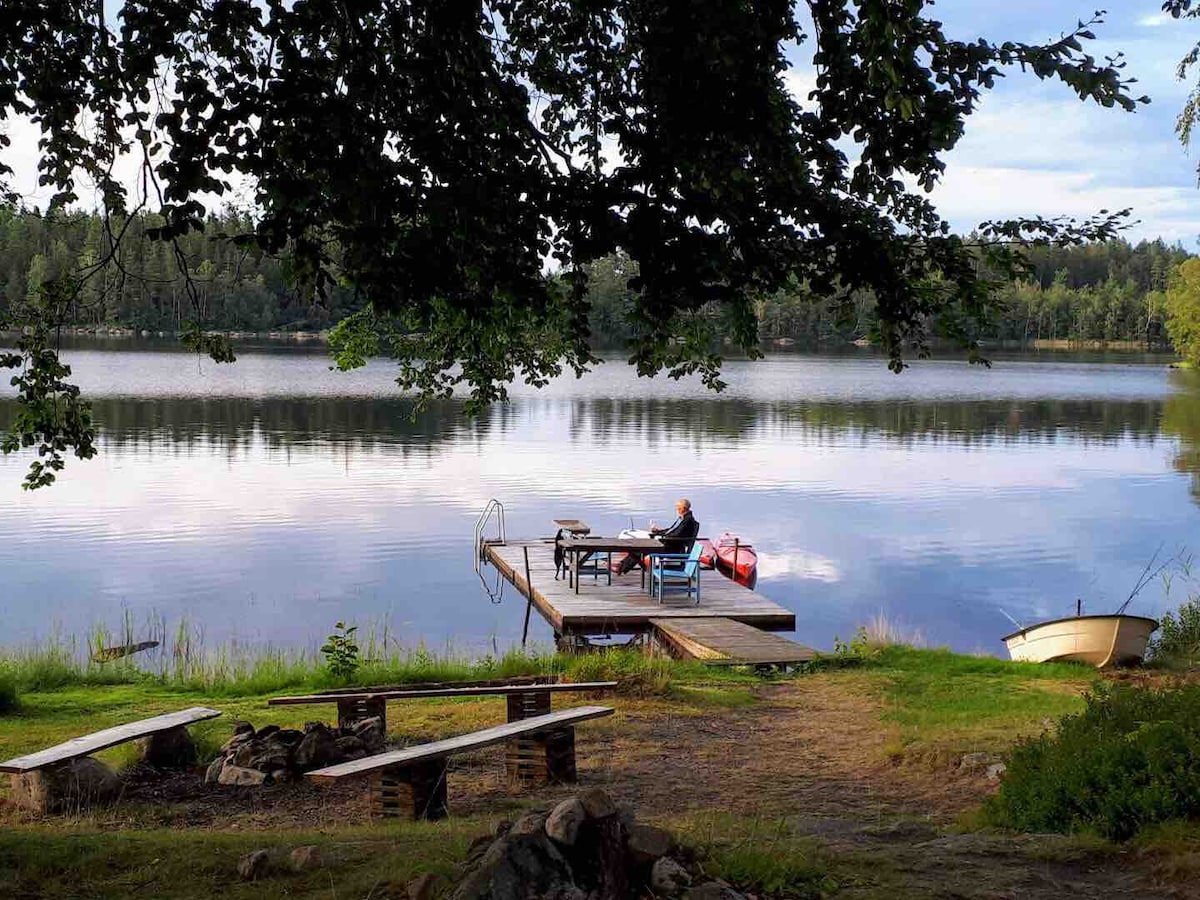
2, 343, 1199, 657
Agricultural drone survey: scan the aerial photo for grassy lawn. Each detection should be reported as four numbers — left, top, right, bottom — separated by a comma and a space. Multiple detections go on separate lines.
0, 647, 1118, 898
862, 647, 1092, 763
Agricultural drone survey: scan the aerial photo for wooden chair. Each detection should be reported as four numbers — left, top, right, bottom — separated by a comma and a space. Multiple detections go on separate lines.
649, 541, 704, 604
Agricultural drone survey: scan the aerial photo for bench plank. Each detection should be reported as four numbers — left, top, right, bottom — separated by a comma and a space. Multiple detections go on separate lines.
269, 681, 617, 706
0, 707, 222, 773
306, 706, 613, 782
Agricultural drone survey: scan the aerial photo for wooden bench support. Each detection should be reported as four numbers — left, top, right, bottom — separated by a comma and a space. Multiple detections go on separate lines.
370, 760, 448, 820
506, 726, 576, 788
506, 690, 552, 722
338, 696, 387, 731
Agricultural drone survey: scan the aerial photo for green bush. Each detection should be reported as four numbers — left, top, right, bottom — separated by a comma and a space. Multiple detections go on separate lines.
0, 668, 18, 714
1149, 596, 1200, 669
985, 683, 1200, 840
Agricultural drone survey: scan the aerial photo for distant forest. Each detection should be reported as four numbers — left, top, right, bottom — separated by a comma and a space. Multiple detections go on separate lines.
0, 204, 1193, 348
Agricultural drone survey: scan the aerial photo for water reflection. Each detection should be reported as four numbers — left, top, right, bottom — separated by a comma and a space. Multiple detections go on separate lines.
0, 395, 1173, 451
1163, 371, 1200, 501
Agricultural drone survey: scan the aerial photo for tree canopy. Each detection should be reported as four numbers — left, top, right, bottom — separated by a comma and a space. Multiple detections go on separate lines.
0, 2, 1150, 486
1167, 258, 1200, 368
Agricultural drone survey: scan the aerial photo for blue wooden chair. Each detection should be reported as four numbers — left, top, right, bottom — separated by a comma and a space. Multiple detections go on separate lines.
649, 541, 704, 604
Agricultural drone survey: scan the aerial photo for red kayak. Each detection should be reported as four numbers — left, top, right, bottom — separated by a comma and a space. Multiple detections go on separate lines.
709, 533, 758, 587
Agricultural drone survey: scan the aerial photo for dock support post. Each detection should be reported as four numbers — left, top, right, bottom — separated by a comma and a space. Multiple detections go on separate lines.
521, 546, 534, 648
370, 759, 448, 820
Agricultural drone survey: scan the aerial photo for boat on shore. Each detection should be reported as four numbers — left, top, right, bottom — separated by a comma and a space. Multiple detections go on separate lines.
1002, 614, 1159, 668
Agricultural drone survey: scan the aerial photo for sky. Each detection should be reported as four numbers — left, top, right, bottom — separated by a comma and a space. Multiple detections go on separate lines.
2, 2, 1199, 247
887, 1, 1200, 246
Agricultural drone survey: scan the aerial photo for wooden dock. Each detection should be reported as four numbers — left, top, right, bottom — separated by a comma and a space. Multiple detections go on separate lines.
650, 617, 815, 665
482, 539, 805, 663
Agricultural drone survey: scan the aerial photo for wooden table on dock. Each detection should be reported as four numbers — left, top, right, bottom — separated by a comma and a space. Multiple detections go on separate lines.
558, 536, 663, 594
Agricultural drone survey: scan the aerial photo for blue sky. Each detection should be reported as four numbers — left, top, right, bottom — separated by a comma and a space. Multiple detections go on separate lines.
837, 2, 1200, 245
4, 3, 1199, 246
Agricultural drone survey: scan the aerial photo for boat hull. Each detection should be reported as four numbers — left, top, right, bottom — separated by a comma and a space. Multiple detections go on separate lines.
710, 533, 757, 587
1002, 615, 1158, 668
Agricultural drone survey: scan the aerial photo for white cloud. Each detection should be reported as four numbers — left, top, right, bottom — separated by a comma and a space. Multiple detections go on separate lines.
1138, 13, 1172, 27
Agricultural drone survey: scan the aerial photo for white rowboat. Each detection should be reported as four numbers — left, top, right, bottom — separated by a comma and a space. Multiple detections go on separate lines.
1002, 614, 1159, 668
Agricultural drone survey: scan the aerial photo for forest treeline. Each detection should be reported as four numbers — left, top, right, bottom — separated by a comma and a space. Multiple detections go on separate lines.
0, 203, 1193, 347
586, 239, 1194, 347
0, 205, 358, 331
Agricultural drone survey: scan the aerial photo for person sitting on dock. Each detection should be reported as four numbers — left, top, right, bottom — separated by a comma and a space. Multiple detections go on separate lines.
616, 499, 699, 574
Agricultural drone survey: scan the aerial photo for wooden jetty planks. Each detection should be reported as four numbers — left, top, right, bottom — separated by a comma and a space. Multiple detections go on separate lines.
483, 540, 795, 632
306, 706, 614, 781
0, 707, 222, 773
651, 617, 816, 664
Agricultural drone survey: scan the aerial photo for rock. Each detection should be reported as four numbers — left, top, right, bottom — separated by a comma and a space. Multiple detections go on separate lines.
270, 768, 291, 784
231, 720, 255, 736
452, 833, 583, 900
221, 732, 254, 754
577, 787, 618, 820
218, 764, 272, 786
465, 834, 496, 866
10, 757, 121, 813
408, 872, 445, 900
684, 883, 746, 900
545, 799, 586, 847
232, 742, 257, 768
289, 845, 321, 871
246, 749, 292, 772
274, 728, 305, 747
137, 725, 197, 769
986, 762, 1008, 782
204, 755, 226, 784
255, 725, 281, 741
238, 849, 270, 881
294, 725, 338, 771
334, 735, 367, 761
626, 823, 673, 865
353, 716, 386, 751
651, 858, 692, 896
493, 820, 513, 838
510, 810, 548, 836
958, 752, 1000, 773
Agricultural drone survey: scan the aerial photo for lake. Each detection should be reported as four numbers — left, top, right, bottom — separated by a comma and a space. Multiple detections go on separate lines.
2, 343, 1199, 658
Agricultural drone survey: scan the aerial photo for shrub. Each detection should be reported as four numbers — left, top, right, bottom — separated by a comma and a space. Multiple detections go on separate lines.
985, 683, 1200, 840
1149, 596, 1200, 669
0, 668, 18, 714
320, 621, 361, 680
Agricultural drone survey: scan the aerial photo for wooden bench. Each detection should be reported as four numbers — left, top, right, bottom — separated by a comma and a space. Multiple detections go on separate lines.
268, 680, 618, 731
0, 707, 222, 775
306, 705, 613, 819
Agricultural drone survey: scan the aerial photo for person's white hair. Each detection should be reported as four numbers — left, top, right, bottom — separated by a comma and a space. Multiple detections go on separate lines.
677, 498, 691, 511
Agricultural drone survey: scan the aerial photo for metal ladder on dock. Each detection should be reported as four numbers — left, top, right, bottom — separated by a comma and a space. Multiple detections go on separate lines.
474, 499, 506, 603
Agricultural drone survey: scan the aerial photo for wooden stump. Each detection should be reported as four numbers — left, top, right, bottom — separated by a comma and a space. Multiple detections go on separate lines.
369, 759, 447, 820
338, 697, 387, 731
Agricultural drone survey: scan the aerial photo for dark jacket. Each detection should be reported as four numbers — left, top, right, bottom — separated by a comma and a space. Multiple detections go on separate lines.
654, 511, 699, 554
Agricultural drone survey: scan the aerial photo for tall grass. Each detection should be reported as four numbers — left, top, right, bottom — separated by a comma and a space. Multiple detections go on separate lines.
860, 610, 925, 649
0, 615, 752, 697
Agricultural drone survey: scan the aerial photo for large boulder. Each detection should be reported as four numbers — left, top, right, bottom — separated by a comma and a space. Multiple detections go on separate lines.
453, 833, 584, 900
294, 725, 338, 771
218, 764, 272, 786
137, 726, 197, 769
626, 824, 673, 865
651, 858, 692, 896
10, 757, 121, 813
545, 799, 586, 847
